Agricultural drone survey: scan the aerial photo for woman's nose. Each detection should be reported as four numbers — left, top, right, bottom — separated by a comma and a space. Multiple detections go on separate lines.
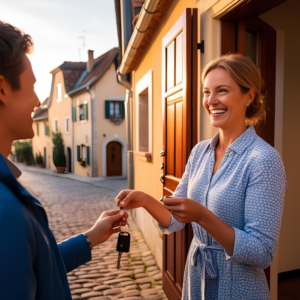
207, 93, 218, 106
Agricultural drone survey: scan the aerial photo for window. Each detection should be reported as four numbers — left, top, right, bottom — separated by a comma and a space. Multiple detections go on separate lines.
79, 103, 88, 121
36, 123, 39, 136
135, 70, 152, 155
77, 145, 90, 165
57, 84, 62, 102
53, 118, 58, 132
105, 100, 125, 124
44, 122, 49, 136
65, 117, 70, 134
72, 107, 77, 122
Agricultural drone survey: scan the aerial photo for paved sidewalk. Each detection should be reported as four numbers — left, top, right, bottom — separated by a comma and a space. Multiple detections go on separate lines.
18, 165, 167, 300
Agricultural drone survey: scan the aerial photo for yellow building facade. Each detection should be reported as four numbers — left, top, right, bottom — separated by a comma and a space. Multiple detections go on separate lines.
116, 0, 300, 299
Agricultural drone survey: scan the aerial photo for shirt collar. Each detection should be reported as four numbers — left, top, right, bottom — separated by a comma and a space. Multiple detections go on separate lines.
2, 155, 22, 179
210, 126, 257, 155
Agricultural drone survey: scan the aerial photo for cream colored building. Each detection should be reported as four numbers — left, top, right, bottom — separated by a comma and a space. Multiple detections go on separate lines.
68, 48, 127, 177
116, 0, 300, 299
32, 48, 127, 178
32, 99, 51, 168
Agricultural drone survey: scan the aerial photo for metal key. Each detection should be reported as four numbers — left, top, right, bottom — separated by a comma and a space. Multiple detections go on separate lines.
116, 251, 122, 269
116, 231, 130, 269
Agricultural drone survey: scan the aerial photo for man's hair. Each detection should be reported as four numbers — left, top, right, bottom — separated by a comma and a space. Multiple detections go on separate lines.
0, 21, 33, 90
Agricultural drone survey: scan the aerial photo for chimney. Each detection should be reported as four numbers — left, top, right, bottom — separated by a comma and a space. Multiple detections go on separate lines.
87, 50, 94, 72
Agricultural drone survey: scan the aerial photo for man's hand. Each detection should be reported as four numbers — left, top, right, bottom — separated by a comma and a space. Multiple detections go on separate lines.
84, 209, 128, 247
163, 197, 203, 224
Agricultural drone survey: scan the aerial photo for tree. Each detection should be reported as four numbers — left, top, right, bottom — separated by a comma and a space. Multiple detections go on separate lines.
52, 131, 66, 167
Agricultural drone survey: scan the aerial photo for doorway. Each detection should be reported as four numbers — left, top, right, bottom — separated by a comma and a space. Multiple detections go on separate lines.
106, 142, 122, 176
67, 147, 71, 173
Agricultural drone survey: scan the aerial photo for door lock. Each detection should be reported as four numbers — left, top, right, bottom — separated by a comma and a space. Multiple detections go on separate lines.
160, 163, 165, 170
160, 150, 165, 157
160, 174, 165, 183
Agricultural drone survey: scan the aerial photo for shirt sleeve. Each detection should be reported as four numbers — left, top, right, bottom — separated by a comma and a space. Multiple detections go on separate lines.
225, 150, 287, 269
0, 193, 36, 300
158, 146, 196, 234
58, 234, 91, 273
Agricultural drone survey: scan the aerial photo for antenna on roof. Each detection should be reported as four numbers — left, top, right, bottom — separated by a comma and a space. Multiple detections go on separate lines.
79, 30, 87, 50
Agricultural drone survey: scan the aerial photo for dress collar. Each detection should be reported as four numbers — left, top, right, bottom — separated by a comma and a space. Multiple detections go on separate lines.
210, 126, 257, 155
2, 155, 22, 179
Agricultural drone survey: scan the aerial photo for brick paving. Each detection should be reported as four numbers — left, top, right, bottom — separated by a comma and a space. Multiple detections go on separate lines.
19, 166, 167, 300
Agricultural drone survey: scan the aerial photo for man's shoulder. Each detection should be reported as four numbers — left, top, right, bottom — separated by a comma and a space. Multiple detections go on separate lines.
0, 181, 34, 226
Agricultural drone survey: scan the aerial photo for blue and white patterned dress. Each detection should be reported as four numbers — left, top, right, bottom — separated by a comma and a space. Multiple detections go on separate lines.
158, 126, 287, 300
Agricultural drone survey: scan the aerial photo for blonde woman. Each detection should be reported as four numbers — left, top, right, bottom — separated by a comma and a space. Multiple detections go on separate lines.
116, 54, 287, 300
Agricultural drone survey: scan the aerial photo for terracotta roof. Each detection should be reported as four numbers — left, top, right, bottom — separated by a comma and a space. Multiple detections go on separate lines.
69, 48, 118, 95
57, 62, 86, 93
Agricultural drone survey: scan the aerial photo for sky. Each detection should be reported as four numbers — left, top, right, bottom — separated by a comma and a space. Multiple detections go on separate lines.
1, 0, 119, 102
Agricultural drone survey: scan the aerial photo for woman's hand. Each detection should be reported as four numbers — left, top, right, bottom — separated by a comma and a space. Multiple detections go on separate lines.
115, 190, 147, 210
163, 197, 203, 224
84, 209, 128, 247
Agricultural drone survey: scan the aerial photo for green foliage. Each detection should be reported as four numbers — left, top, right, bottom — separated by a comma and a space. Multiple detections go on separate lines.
14, 140, 33, 163
36, 152, 43, 165
52, 131, 66, 167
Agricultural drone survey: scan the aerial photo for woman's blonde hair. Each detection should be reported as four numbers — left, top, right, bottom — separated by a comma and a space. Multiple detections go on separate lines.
201, 54, 266, 126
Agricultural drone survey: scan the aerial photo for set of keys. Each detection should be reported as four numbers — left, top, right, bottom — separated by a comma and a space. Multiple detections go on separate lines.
116, 200, 130, 270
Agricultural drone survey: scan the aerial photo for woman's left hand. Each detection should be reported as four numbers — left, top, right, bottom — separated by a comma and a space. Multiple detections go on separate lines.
163, 197, 203, 224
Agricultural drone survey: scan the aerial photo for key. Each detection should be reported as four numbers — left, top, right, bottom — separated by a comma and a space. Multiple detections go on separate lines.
116, 231, 131, 269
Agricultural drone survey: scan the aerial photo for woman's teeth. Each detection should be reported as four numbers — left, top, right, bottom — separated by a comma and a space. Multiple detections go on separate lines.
211, 109, 227, 116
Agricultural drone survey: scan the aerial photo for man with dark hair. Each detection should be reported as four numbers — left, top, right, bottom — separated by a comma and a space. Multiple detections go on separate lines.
0, 21, 128, 299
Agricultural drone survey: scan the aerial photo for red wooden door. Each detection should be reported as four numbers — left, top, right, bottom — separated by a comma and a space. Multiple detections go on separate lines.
107, 142, 122, 176
161, 9, 198, 300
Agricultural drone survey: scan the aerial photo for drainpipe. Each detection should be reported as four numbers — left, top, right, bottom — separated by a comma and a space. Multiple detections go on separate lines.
117, 71, 133, 189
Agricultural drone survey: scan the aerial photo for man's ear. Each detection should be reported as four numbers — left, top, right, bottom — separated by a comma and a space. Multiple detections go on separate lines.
0, 75, 9, 106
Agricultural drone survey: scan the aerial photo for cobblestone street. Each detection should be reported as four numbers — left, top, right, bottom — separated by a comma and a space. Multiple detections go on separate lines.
19, 166, 166, 300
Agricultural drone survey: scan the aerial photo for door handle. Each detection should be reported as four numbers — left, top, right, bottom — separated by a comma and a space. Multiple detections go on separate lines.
160, 150, 165, 157
160, 163, 165, 170
160, 174, 165, 183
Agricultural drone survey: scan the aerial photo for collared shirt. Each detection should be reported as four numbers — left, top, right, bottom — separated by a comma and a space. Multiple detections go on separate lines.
159, 126, 287, 300
3, 156, 22, 179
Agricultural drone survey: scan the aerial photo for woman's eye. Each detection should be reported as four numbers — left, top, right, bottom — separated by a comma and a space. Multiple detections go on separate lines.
219, 89, 227, 93
203, 91, 210, 95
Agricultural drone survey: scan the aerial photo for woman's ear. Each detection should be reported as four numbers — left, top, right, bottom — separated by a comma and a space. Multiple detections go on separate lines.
247, 88, 256, 105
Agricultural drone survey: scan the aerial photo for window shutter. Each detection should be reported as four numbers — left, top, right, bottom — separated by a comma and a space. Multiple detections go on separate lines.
83, 103, 88, 120
105, 100, 110, 119
120, 101, 125, 119
72, 107, 77, 122
86, 146, 90, 165
77, 145, 81, 161
36, 123, 39, 136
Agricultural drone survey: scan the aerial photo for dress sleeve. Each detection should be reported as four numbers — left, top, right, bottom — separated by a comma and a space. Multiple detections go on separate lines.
225, 150, 287, 269
58, 234, 91, 273
158, 146, 196, 235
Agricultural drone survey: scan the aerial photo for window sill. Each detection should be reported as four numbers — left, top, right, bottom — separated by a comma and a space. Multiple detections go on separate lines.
134, 151, 151, 162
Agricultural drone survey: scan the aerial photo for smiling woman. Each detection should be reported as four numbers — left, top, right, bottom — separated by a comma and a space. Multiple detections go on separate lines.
202, 54, 266, 127
115, 53, 287, 300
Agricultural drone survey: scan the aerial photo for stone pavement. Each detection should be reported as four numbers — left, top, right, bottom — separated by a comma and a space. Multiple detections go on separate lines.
18, 165, 167, 300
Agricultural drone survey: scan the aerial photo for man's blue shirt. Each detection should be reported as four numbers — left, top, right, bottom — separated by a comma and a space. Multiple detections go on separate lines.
0, 154, 91, 299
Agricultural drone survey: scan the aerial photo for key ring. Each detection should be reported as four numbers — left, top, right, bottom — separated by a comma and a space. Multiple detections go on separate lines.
113, 199, 130, 230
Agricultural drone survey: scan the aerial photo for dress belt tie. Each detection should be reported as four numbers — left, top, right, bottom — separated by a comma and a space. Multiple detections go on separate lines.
191, 240, 223, 300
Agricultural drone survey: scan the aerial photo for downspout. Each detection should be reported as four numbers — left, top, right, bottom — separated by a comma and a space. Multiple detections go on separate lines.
117, 71, 133, 189
86, 86, 97, 177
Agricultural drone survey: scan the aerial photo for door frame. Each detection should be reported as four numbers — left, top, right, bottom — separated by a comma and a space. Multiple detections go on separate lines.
102, 137, 127, 177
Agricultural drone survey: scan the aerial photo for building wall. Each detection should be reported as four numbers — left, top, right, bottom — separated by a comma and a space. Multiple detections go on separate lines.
132, 0, 195, 270
32, 120, 51, 168
72, 91, 93, 177
48, 70, 73, 171
260, 0, 300, 273
93, 62, 127, 177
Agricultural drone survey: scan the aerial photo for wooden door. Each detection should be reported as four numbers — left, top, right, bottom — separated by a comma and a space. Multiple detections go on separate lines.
221, 0, 282, 286
161, 9, 198, 300
106, 142, 122, 176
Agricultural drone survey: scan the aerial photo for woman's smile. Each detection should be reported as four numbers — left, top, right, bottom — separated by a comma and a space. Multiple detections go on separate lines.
210, 109, 227, 118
